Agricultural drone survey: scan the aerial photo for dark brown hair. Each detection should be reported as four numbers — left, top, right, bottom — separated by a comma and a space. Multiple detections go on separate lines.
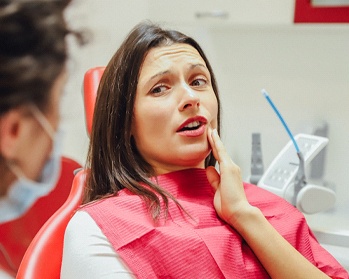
0, 0, 84, 115
85, 22, 221, 219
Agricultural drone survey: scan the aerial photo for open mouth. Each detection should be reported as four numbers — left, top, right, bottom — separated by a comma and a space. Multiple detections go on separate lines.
178, 120, 202, 132
176, 117, 207, 137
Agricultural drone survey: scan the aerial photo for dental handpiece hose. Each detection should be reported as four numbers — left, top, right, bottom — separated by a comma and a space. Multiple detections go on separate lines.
261, 89, 307, 204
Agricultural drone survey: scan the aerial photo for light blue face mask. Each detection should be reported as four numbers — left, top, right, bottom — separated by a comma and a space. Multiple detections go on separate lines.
0, 104, 63, 224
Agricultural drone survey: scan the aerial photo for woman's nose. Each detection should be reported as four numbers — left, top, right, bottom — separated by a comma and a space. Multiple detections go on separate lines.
178, 84, 200, 111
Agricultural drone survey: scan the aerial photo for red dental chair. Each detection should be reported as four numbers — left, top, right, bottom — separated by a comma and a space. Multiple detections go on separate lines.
16, 67, 105, 279
15, 169, 86, 279
83, 66, 105, 136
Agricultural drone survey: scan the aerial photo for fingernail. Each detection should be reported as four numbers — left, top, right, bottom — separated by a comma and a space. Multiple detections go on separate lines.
212, 129, 218, 137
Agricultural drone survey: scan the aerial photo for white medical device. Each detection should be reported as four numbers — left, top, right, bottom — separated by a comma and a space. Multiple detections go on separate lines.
257, 90, 336, 214
257, 134, 336, 213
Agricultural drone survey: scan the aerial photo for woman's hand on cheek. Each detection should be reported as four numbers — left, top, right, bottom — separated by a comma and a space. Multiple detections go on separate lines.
206, 128, 254, 228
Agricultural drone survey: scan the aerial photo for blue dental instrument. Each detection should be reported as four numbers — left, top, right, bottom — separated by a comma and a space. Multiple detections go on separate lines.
261, 89, 306, 202
261, 89, 300, 154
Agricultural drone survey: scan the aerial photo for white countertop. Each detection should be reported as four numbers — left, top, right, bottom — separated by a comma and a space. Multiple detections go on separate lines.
305, 202, 349, 271
305, 202, 349, 244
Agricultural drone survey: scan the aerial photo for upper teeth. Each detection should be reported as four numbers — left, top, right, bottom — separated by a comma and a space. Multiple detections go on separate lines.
185, 121, 200, 128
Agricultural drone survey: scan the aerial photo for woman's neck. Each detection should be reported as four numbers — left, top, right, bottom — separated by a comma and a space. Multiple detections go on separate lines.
152, 162, 205, 176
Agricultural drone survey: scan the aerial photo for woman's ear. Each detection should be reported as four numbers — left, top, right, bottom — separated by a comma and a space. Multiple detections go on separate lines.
0, 109, 28, 160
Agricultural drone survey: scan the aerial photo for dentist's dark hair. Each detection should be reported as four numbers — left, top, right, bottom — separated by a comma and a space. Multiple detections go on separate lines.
85, 21, 221, 219
0, 0, 85, 116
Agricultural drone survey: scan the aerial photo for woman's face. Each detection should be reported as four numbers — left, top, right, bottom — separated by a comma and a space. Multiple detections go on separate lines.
132, 43, 218, 175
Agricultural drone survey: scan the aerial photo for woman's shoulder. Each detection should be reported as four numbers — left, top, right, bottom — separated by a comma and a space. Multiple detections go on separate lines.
66, 210, 96, 231
62, 211, 135, 278
64, 210, 104, 244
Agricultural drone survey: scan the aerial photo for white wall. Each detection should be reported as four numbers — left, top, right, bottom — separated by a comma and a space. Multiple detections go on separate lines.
61, 0, 149, 167
61, 1, 349, 209
210, 25, 349, 208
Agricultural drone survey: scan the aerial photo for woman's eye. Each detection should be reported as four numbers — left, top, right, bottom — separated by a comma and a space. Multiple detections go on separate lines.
151, 85, 167, 94
191, 78, 206, 87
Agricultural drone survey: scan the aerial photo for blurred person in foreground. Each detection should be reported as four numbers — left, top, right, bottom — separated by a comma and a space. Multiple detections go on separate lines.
0, 0, 84, 277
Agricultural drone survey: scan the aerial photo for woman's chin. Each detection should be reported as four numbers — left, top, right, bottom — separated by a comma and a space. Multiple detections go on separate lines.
177, 149, 211, 168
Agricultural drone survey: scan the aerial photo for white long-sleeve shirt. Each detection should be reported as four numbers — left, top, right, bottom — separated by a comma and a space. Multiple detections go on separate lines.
61, 211, 135, 279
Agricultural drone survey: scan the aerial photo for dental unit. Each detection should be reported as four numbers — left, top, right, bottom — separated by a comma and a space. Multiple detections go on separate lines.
254, 89, 336, 214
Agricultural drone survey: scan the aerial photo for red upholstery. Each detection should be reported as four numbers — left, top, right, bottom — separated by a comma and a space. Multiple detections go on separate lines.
0, 157, 81, 277
16, 169, 86, 279
83, 67, 105, 136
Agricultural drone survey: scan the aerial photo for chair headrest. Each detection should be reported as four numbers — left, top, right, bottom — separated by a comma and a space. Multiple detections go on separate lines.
83, 67, 105, 136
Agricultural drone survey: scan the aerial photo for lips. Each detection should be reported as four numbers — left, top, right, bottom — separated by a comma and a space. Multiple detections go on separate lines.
176, 116, 208, 133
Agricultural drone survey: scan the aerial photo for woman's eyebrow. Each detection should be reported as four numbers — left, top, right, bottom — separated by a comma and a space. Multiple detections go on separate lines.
190, 63, 207, 70
145, 63, 208, 85
148, 70, 170, 83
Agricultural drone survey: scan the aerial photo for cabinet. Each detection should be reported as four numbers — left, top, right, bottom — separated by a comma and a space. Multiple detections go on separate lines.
147, 0, 295, 26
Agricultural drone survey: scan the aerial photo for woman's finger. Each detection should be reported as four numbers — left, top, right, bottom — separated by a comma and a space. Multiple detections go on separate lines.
207, 126, 218, 161
211, 129, 233, 165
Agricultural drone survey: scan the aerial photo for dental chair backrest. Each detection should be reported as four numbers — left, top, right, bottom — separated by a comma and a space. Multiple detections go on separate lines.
16, 169, 86, 279
83, 66, 105, 136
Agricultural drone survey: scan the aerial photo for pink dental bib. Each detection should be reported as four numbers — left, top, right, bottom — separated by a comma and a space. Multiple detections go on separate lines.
83, 168, 347, 278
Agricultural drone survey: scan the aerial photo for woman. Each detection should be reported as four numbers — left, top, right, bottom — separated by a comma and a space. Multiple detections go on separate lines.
0, 0, 83, 277
61, 22, 348, 278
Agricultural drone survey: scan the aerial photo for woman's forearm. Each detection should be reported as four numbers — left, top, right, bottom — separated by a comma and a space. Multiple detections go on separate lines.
232, 206, 331, 279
